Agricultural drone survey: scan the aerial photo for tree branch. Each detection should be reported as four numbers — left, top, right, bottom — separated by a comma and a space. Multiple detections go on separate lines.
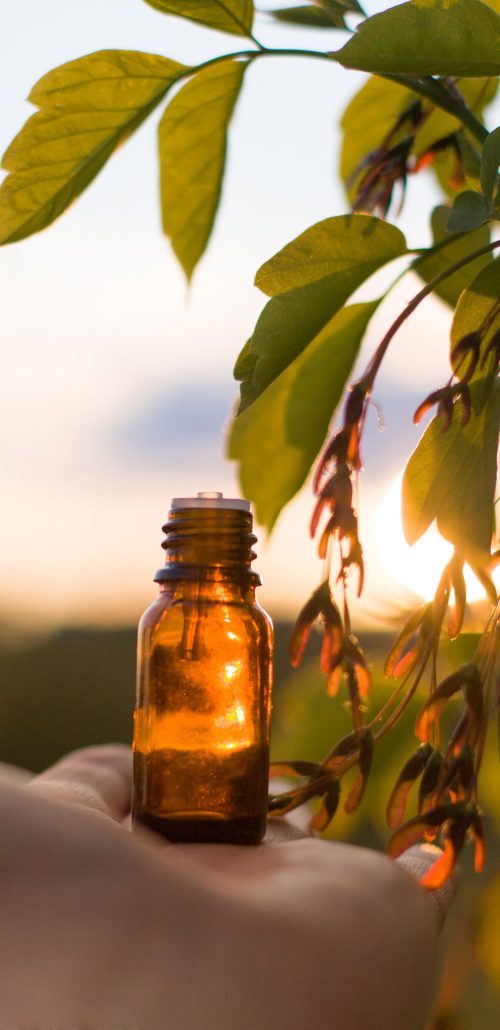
364, 237, 500, 391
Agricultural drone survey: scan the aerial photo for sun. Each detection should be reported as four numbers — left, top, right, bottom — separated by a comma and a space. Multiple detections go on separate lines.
375, 475, 496, 603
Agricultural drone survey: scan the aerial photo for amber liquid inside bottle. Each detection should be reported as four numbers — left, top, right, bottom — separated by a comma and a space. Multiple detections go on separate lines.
132, 501, 273, 844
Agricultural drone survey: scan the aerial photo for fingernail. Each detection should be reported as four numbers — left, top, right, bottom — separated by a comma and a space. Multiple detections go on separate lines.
395, 843, 458, 929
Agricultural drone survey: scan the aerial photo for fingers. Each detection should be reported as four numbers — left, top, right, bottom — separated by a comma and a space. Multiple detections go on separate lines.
28, 744, 132, 821
396, 843, 458, 928
0, 761, 33, 786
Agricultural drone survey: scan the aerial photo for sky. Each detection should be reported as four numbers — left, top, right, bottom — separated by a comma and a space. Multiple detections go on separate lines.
0, 0, 498, 633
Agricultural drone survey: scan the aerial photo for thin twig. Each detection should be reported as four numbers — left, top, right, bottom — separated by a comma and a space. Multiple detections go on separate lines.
364, 239, 500, 392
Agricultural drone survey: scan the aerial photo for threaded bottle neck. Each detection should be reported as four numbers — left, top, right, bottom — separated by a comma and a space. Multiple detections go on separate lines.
154, 506, 260, 585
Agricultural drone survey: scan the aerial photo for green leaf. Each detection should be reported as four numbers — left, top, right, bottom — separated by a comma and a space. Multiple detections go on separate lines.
402, 377, 499, 557
269, 4, 346, 28
238, 216, 406, 410
447, 189, 493, 231
415, 80, 497, 196
450, 256, 500, 373
340, 77, 412, 204
416, 205, 491, 307
233, 339, 259, 409
255, 213, 406, 296
340, 75, 496, 205
337, 0, 500, 77
142, 0, 254, 36
0, 50, 187, 245
229, 302, 378, 530
454, 134, 482, 192
403, 259, 500, 557
239, 216, 405, 410
331, 0, 364, 14
233, 338, 254, 379
159, 59, 247, 280
480, 126, 500, 201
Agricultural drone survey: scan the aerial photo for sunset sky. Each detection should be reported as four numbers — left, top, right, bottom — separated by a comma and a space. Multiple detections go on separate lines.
1, 0, 498, 632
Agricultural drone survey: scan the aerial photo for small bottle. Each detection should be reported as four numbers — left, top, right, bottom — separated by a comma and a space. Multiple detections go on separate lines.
132, 492, 273, 844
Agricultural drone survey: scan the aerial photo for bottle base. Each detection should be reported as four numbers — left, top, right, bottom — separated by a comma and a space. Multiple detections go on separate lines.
132, 809, 266, 845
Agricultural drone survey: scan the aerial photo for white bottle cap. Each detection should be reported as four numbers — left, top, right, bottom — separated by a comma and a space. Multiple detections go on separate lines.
170, 491, 251, 512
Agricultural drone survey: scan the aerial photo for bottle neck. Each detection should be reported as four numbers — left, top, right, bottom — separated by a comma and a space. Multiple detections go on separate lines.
158, 580, 257, 604
154, 507, 261, 587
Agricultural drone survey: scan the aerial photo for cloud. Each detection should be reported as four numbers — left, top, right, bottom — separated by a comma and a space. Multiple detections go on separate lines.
111, 379, 237, 461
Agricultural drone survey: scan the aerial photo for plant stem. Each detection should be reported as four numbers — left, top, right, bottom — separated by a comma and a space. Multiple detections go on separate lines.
215, 2, 266, 49
364, 238, 500, 391
373, 656, 429, 744
372, 229, 472, 305
179, 48, 489, 142
247, 30, 266, 50
262, 54, 489, 145
410, 229, 469, 266
381, 74, 488, 145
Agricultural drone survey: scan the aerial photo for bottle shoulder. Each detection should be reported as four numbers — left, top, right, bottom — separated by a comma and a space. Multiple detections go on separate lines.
138, 588, 273, 650
248, 601, 273, 642
138, 592, 173, 633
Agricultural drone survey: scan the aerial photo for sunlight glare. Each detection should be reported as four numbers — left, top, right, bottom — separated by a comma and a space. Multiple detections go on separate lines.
376, 476, 496, 602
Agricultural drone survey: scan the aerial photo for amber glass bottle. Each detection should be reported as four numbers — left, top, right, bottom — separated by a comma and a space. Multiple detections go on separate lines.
132, 492, 273, 844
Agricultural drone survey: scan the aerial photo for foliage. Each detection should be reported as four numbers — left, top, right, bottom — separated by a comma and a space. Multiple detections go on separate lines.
0, 52, 188, 244
158, 59, 247, 279
1, 0, 499, 891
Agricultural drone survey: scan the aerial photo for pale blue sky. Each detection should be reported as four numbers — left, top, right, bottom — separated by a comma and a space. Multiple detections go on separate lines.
0, 0, 498, 629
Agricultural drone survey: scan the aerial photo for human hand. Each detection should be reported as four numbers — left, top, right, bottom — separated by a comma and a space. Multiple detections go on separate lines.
0, 746, 448, 1030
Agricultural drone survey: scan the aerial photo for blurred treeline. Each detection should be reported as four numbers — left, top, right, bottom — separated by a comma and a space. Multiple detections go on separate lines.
0, 621, 498, 1028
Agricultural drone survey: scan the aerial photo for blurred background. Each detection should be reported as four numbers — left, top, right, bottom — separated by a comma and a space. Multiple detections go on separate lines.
0, 1, 499, 1027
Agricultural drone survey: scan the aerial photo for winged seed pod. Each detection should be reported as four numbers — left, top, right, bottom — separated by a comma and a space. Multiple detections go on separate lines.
349, 98, 426, 216
322, 730, 360, 772
412, 132, 465, 192
387, 803, 461, 858
340, 538, 365, 596
269, 760, 324, 781
414, 662, 483, 744
289, 581, 343, 671
344, 380, 366, 427
413, 382, 471, 431
326, 635, 371, 735
384, 603, 432, 678
418, 750, 443, 814
311, 470, 353, 541
352, 137, 414, 218
450, 330, 482, 382
344, 634, 371, 698
419, 806, 485, 889
470, 810, 486, 873
386, 743, 434, 829
480, 327, 500, 369
344, 729, 374, 814
310, 779, 341, 834
454, 381, 471, 427
448, 553, 467, 639
436, 746, 475, 804
312, 430, 349, 494
420, 819, 468, 889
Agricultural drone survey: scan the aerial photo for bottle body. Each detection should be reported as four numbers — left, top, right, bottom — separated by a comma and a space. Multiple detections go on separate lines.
132, 500, 273, 844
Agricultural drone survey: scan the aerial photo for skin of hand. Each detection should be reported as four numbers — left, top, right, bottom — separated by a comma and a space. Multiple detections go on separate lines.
0, 745, 442, 1030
